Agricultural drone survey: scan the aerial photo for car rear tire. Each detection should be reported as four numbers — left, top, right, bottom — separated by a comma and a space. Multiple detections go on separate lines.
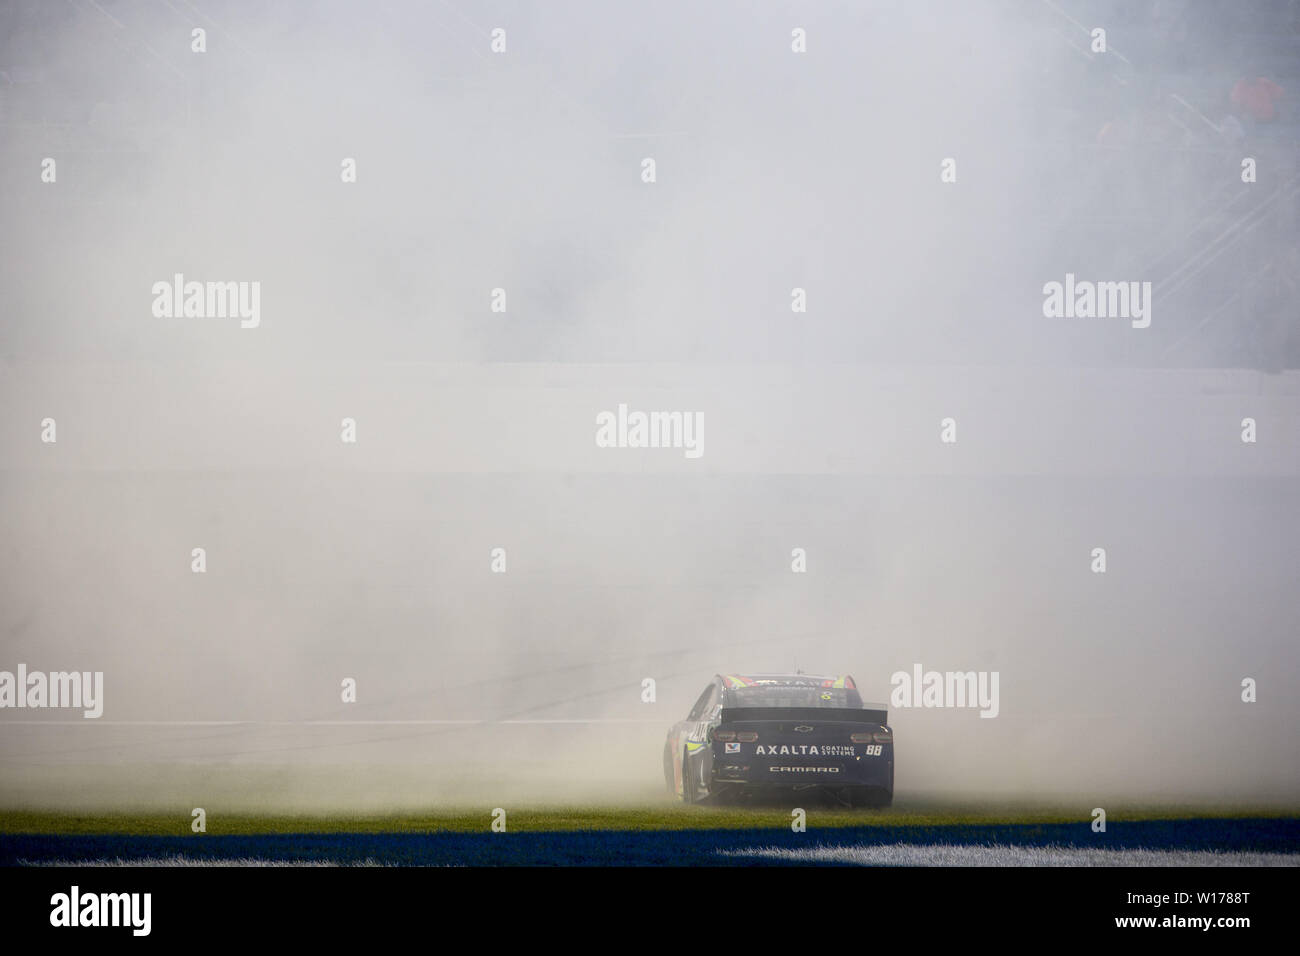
683, 752, 700, 804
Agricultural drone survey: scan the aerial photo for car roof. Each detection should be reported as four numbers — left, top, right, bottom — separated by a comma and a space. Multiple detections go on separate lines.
721, 673, 856, 689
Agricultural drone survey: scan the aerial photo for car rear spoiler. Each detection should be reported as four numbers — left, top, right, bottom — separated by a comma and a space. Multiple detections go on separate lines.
720, 705, 888, 725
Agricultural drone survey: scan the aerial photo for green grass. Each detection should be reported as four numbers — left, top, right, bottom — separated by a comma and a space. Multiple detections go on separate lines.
2, 799, 1296, 836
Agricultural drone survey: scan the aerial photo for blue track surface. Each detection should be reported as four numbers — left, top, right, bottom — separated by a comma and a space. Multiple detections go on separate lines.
3, 818, 1298, 866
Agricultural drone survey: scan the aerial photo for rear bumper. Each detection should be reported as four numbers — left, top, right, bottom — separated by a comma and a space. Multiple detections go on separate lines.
711, 745, 893, 790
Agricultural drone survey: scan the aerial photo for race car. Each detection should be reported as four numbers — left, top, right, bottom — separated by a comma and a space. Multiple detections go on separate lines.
663, 673, 893, 807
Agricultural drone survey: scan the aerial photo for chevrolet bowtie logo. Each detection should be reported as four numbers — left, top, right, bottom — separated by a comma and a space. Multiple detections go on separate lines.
793, 725, 813, 733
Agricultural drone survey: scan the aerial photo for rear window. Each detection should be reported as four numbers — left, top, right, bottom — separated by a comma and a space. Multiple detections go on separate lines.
725, 683, 863, 709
